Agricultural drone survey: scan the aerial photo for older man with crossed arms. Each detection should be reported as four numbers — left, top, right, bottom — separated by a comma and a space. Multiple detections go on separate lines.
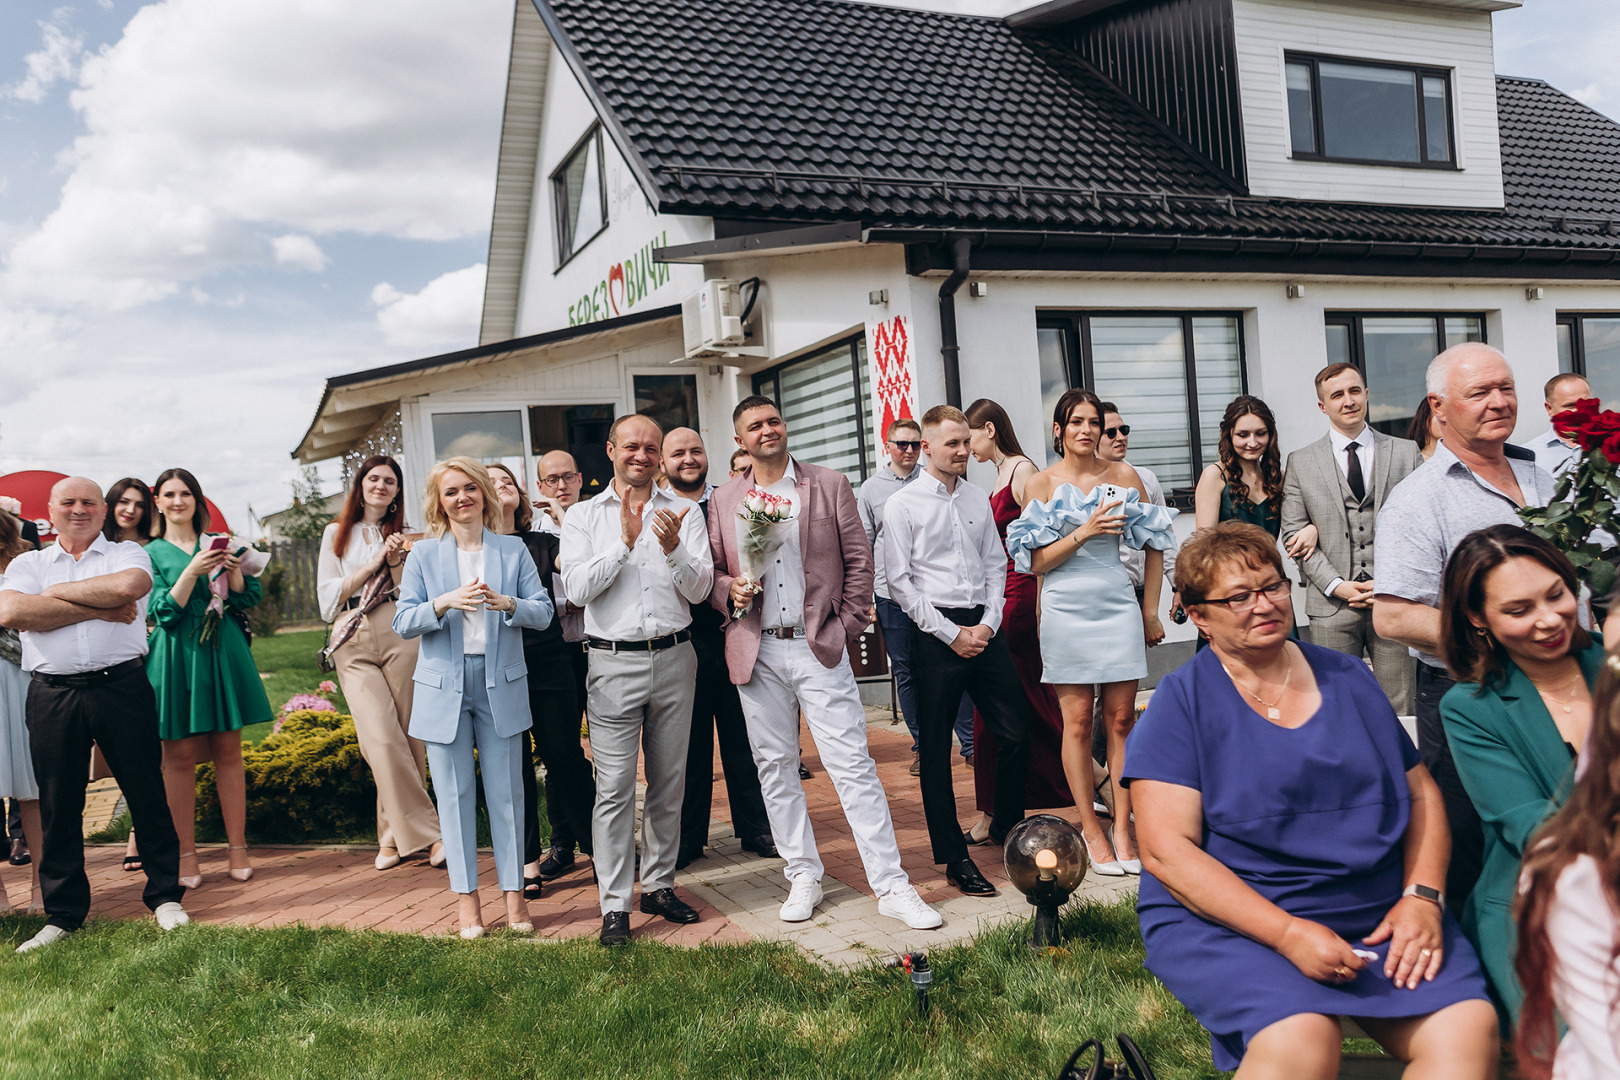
0, 478, 189, 951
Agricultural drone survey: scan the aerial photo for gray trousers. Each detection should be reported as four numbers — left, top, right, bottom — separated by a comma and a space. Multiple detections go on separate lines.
1309, 605, 1415, 715
586, 642, 697, 914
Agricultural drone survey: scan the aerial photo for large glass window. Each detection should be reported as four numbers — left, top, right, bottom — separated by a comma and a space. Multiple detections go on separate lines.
528, 403, 614, 498
551, 127, 607, 265
1037, 312, 1247, 499
1323, 313, 1485, 436
752, 336, 873, 487
431, 410, 528, 489
1557, 315, 1620, 409
633, 374, 699, 433
1286, 54, 1454, 168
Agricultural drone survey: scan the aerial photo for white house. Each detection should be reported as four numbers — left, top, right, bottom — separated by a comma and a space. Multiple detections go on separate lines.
295, 0, 1620, 668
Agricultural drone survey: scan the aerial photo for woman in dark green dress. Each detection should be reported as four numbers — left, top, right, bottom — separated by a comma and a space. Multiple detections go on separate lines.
147, 468, 272, 888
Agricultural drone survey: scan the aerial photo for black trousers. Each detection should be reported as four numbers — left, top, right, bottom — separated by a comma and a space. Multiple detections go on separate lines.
680, 628, 771, 850
1415, 662, 1482, 914
521, 641, 595, 862
914, 609, 1030, 865
26, 666, 182, 930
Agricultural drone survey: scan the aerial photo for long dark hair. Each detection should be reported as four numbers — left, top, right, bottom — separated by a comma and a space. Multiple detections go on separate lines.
332, 455, 406, 557
1051, 387, 1107, 460
965, 398, 1029, 460
487, 462, 533, 534
1440, 524, 1590, 688
151, 468, 211, 538
0, 510, 29, 570
1217, 395, 1284, 505
102, 477, 154, 543
1406, 396, 1437, 453
1517, 650, 1620, 1079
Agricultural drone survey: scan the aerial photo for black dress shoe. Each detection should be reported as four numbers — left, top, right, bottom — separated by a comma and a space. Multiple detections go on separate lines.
534, 846, 577, 881
945, 858, 997, 895
600, 911, 631, 946
640, 888, 700, 924
9, 838, 28, 866
798, 763, 813, 780
675, 844, 704, 871
739, 834, 779, 859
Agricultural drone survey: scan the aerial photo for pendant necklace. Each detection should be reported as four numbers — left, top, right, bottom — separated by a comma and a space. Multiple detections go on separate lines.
1534, 670, 1584, 715
1223, 650, 1293, 721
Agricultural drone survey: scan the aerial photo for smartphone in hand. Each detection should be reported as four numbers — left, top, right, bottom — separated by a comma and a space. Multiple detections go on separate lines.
208, 536, 230, 551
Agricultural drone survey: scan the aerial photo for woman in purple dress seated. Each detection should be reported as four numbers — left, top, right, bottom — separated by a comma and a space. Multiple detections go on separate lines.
1124, 522, 1498, 1077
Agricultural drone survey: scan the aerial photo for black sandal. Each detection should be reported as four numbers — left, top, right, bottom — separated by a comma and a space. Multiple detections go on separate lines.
522, 876, 543, 900
123, 855, 142, 872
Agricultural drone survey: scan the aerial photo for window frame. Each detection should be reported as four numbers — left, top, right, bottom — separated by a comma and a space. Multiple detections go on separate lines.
550, 124, 609, 270
752, 333, 875, 485
1324, 311, 1487, 437
1555, 313, 1620, 379
1036, 310, 1249, 508
1285, 52, 1458, 170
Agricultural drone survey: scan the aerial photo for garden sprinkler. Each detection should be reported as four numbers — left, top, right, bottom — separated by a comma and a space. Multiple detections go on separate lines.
900, 951, 931, 1018
1002, 815, 1088, 948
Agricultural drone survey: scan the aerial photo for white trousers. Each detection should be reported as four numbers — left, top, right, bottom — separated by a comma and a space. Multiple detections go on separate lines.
736, 636, 908, 896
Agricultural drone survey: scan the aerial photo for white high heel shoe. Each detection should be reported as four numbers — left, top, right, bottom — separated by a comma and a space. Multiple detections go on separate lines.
1086, 837, 1126, 877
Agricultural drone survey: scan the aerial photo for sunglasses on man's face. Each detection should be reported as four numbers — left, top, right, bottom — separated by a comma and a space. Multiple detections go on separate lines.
1103, 425, 1131, 439
889, 440, 921, 452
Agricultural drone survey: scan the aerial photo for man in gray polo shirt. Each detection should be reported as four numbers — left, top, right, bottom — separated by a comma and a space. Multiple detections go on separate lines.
1373, 342, 1555, 912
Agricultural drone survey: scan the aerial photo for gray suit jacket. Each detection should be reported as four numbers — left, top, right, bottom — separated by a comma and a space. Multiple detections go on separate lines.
1281, 430, 1421, 619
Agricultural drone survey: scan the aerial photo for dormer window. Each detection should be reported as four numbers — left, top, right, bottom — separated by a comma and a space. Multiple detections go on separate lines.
1286, 54, 1455, 169
552, 126, 608, 266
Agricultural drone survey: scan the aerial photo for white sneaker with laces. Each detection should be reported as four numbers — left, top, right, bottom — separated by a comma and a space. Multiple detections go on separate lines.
779, 877, 823, 923
16, 925, 70, 953
155, 902, 190, 931
877, 884, 942, 930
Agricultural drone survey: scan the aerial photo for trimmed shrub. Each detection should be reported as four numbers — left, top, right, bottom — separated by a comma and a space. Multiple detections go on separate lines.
196, 710, 376, 843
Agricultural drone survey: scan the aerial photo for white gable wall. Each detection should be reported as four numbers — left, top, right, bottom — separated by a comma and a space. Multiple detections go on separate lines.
1233, 0, 1506, 208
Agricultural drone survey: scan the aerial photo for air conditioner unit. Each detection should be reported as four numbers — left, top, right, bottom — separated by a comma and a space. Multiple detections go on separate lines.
681, 279, 765, 363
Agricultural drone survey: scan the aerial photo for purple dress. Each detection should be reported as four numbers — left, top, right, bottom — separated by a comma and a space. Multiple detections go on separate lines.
1122, 644, 1489, 1070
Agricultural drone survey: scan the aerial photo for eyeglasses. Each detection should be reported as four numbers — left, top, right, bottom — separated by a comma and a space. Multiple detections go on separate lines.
1198, 579, 1291, 613
1103, 425, 1131, 438
889, 440, 921, 452
538, 472, 580, 489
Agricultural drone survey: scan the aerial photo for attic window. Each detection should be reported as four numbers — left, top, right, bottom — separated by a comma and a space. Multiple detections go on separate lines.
552, 126, 608, 266
1286, 54, 1455, 169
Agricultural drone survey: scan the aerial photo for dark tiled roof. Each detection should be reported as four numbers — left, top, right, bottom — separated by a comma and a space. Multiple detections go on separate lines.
540, 0, 1620, 253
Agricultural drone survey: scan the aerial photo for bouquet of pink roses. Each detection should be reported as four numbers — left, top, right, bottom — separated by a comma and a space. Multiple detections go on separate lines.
732, 488, 797, 620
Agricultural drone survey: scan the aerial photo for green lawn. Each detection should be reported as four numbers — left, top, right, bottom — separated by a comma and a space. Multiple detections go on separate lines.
0, 896, 1231, 1080
248, 628, 346, 744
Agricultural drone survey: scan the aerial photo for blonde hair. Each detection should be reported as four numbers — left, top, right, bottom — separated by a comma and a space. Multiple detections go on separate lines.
422, 457, 502, 537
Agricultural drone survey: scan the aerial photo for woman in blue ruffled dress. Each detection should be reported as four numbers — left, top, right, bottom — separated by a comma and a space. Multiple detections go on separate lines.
1006, 388, 1178, 875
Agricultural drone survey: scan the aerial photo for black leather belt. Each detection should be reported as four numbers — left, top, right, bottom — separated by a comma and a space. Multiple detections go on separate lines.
31, 657, 145, 688
936, 605, 986, 627
586, 630, 691, 653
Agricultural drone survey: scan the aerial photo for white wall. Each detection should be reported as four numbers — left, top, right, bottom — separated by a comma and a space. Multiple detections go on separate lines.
1232, 0, 1506, 208
514, 42, 710, 337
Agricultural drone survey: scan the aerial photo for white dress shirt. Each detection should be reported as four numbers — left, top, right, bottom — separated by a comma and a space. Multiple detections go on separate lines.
882, 470, 1007, 644
1546, 854, 1620, 1080
1118, 463, 1178, 591
558, 482, 713, 641
755, 463, 807, 631
1526, 428, 1582, 479
456, 546, 487, 655
1, 536, 152, 674
316, 520, 389, 625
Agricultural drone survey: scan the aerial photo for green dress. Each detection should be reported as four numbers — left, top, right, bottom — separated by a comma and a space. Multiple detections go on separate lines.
146, 538, 274, 741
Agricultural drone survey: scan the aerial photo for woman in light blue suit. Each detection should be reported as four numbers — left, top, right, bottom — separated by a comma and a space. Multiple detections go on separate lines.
394, 457, 554, 938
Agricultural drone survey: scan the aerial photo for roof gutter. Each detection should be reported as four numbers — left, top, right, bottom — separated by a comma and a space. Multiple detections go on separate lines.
937, 236, 972, 408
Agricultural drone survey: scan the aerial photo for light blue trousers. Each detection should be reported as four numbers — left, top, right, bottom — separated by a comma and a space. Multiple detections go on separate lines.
424, 655, 525, 894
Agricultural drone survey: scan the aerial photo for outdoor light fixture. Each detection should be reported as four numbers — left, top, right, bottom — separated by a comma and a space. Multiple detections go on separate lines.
1003, 814, 1088, 948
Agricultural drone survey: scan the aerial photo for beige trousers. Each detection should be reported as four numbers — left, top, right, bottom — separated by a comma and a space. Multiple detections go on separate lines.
332, 601, 440, 855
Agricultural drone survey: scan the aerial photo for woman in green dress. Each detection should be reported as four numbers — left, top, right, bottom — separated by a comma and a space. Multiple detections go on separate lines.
147, 468, 272, 888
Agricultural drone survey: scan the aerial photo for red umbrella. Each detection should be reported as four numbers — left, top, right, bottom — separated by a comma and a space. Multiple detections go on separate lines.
0, 471, 231, 542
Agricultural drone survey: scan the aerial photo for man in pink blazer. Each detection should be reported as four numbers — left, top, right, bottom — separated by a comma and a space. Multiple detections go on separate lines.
709, 395, 941, 931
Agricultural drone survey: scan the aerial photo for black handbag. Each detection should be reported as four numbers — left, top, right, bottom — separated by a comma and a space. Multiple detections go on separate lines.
1057, 1035, 1155, 1080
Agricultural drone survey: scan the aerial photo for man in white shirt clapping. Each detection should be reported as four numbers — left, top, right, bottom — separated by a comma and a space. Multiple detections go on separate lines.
883, 406, 1030, 896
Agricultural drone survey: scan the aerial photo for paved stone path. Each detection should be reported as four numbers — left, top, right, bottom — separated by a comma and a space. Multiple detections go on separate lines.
9, 708, 1135, 965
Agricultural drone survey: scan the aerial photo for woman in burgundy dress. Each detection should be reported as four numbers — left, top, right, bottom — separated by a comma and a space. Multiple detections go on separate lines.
963, 399, 1073, 841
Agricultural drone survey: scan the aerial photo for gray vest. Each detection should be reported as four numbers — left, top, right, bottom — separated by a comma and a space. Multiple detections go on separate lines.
1336, 464, 1376, 582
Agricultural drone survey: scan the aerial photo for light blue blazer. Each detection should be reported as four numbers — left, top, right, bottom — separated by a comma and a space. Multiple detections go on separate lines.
392, 530, 554, 744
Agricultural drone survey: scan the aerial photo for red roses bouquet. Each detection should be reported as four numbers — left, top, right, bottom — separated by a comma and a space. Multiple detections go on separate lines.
1520, 397, 1620, 596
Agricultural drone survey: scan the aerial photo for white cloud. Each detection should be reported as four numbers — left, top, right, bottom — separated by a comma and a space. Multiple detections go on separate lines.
271, 234, 329, 273
3, 0, 508, 309
6, 23, 85, 104
371, 263, 485, 349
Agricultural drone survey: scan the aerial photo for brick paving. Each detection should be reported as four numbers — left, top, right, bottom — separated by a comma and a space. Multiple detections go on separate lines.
13, 708, 1135, 964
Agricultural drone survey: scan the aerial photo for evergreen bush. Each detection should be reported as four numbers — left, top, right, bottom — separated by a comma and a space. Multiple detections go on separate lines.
196, 710, 375, 843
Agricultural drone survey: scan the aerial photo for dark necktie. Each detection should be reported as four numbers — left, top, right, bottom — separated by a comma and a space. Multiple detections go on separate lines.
1346, 441, 1366, 503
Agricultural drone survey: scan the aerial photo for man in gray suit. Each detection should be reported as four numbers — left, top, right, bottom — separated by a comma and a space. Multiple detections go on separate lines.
1281, 362, 1421, 712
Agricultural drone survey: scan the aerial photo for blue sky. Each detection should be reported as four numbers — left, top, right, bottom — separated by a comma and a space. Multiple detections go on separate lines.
0, 0, 1615, 529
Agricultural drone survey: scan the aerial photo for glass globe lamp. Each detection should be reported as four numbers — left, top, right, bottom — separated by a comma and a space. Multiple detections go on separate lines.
1003, 814, 1089, 947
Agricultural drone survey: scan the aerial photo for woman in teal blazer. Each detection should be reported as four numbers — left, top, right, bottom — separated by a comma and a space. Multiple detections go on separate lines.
1438, 525, 1596, 1026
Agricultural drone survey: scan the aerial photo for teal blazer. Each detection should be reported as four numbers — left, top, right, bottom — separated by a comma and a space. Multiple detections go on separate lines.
1440, 641, 1599, 1023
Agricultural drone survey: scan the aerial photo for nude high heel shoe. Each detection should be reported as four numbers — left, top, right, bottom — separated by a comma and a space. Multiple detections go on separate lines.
178, 852, 202, 890
227, 846, 253, 882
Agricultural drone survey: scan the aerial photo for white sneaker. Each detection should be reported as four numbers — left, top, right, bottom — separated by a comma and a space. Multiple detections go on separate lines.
877, 884, 943, 930
779, 877, 823, 923
155, 902, 190, 931
16, 925, 70, 953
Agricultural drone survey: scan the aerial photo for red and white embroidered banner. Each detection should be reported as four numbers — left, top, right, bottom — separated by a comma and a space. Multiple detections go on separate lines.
866, 314, 919, 455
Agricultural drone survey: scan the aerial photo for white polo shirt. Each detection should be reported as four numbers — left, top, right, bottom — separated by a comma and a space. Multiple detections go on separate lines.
1, 535, 152, 674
